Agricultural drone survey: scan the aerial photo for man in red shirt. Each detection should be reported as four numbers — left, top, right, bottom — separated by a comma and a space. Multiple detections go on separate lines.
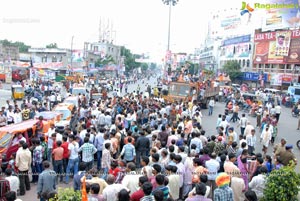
130, 176, 148, 201
108, 160, 120, 178
61, 135, 69, 174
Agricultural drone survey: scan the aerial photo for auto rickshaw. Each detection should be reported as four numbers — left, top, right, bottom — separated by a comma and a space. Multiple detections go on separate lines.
11, 85, 24, 100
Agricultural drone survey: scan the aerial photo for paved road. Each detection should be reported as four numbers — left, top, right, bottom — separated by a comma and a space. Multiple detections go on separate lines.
0, 78, 298, 200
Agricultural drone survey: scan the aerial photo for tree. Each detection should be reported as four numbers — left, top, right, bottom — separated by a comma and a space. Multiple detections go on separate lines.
141, 63, 148, 71
150, 63, 157, 70
0, 39, 31, 53
262, 163, 300, 201
222, 60, 242, 81
95, 55, 115, 67
120, 46, 140, 72
46, 43, 58, 48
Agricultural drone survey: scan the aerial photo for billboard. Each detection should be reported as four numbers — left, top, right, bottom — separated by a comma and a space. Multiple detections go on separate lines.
275, 31, 292, 56
261, 0, 300, 31
270, 73, 282, 86
286, 38, 300, 63
72, 50, 84, 62
242, 72, 268, 81
253, 29, 300, 64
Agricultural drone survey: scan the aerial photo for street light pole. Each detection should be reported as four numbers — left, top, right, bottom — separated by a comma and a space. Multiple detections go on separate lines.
162, 0, 178, 75
70, 36, 74, 75
167, 2, 172, 52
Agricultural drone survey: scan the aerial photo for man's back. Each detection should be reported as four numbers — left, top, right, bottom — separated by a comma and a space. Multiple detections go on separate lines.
214, 185, 233, 201
0, 178, 10, 199
37, 169, 56, 194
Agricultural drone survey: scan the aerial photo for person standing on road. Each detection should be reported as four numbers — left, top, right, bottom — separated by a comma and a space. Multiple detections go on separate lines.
78, 137, 97, 171
16, 142, 31, 196
65, 135, 79, 184
37, 161, 57, 201
230, 103, 240, 123
239, 113, 248, 136
135, 131, 150, 168
94, 127, 105, 171
208, 98, 215, 116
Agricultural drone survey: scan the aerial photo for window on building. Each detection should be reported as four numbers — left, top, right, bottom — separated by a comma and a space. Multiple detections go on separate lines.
59, 56, 63, 62
42, 55, 47, 63
249, 44, 251, 51
52, 56, 57, 62
265, 64, 270, 68
239, 59, 241, 65
246, 59, 250, 67
242, 59, 245, 67
94, 46, 98, 52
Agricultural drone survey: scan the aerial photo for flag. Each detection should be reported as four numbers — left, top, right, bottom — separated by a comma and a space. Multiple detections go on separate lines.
81, 177, 88, 201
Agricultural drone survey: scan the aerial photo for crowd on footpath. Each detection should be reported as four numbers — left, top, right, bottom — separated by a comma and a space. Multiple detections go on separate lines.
0, 77, 297, 201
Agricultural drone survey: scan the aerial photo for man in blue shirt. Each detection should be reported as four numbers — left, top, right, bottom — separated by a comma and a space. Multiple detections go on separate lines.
120, 137, 136, 163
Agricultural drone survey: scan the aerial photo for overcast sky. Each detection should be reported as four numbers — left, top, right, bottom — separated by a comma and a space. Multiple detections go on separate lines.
0, 0, 241, 57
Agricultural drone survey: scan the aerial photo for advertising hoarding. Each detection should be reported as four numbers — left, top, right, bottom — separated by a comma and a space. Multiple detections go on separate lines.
261, 0, 300, 31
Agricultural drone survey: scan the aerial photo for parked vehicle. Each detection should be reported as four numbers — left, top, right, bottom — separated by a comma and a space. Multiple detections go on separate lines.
0, 119, 50, 170
53, 103, 74, 133
34, 111, 62, 126
163, 80, 219, 109
11, 85, 24, 100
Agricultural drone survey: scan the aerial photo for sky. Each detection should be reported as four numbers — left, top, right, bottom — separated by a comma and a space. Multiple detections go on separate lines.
0, 0, 242, 59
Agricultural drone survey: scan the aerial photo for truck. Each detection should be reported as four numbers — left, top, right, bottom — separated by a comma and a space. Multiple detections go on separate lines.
163, 80, 219, 109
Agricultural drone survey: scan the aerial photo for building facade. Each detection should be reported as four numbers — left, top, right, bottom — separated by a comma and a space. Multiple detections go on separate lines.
219, 34, 253, 72
28, 48, 68, 64
253, 29, 300, 86
0, 44, 19, 62
84, 42, 121, 68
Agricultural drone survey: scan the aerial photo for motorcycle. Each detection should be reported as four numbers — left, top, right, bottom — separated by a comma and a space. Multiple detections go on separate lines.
297, 140, 300, 149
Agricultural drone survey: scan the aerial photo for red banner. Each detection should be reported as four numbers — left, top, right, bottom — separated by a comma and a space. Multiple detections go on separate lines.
255, 30, 300, 42
254, 38, 300, 64
281, 74, 293, 83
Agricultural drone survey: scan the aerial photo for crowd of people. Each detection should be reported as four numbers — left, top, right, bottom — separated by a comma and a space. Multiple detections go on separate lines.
0, 77, 297, 201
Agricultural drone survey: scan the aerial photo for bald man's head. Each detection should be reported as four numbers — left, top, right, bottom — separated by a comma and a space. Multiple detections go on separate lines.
106, 174, 116, 185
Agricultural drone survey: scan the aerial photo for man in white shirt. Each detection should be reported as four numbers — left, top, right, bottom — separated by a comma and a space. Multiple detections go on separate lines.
208, 98, 215, 116
103, 174, 128, 201
5, 168, 20, 194
244, 122, 255, 136
249, 166, 267, 200
239, 113, 248, 136
65, 135, 79, 184
246, 129, 257, 155
205, 153, 220, 198
6, 107, 15, 125
122, 162, 141, 195
275, 104, 281, 122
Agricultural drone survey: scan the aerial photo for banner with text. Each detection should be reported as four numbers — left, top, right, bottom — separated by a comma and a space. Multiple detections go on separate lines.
254, 30, 300, 64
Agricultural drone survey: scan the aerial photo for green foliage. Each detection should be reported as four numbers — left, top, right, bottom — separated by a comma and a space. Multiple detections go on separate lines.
185, 61, 200, 75
261, 164, 300, 201
222, 60, 242, 81
141, 63, 148, 71
46, 43, 58, 48
95, 55, 115, 67
0, 39, 31, 52
150, 63, 157, 70
120, 46, 140, 72
49, 188, 81, 201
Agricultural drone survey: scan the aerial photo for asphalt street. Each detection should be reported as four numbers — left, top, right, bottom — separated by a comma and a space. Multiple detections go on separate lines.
0, 77, 298, 200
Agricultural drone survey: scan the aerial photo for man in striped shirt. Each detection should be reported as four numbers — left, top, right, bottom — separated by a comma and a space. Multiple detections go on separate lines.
151, 175, 169, 200
0, 175, 10, 200
78, 137, 97, 171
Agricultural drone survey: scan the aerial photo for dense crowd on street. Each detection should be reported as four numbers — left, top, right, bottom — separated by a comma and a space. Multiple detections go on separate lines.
0, 75, 298, 201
